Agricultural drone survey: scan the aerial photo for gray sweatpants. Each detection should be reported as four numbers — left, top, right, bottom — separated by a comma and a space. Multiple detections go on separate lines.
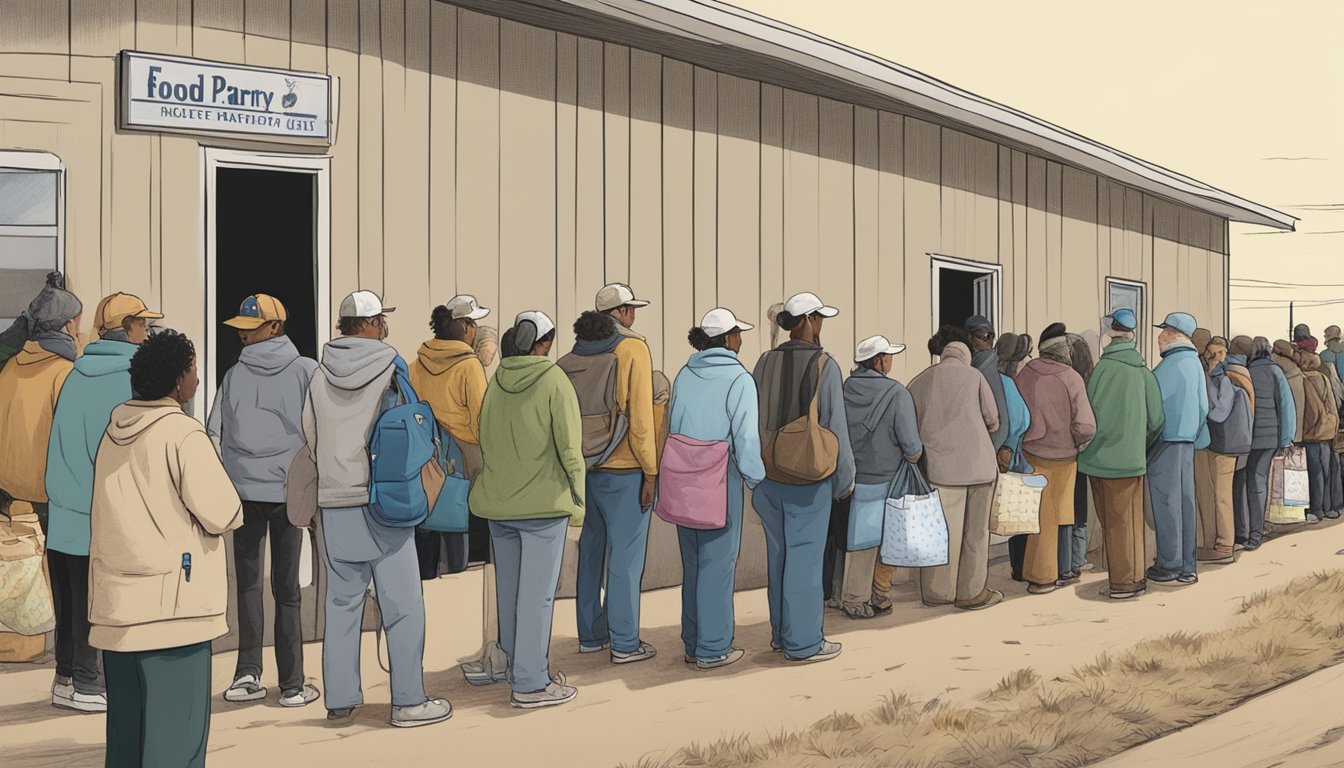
320, 506, 427, 710
490, 517, 568, 694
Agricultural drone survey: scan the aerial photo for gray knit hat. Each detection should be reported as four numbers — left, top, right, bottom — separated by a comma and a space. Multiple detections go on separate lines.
26, 272, 83, 334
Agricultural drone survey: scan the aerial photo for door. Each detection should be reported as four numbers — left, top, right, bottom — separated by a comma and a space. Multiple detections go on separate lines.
973, 273, 994, 323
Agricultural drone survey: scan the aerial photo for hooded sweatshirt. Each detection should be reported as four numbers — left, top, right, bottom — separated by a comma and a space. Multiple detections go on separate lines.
590, 325, 659, 477
1077, 339, 1165, 478
207, 336, 318, 503
907, 342, 1000, 486
1014, 357, 1096, 460
668, 348, 766, 488
843, 367, 923, 485
1153, 339, 1210, 444
409, 338, 488, 445
1207, 360, 1253, 456
88, 400, 243, 653
302, 337, 398, 508
1299, 353, 1339, 443
1225, 354, 1256, 422
45, 339, 138, 556
972, 347, 1010, 451
1273, 340, 1307, 443
0, 341, 75, 502
469, 355, 586, 523
1322, 338, 1344, 383
753, 340, 857, 496
1248, 352, 1297, 451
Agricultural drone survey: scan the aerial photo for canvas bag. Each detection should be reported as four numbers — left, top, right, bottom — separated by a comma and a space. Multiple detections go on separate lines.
557, 349, 629, 468
989, 455, 1049, 536
1282, 445, 1310, 507
286, 444, 319, 528
0, 513, 55, 638
763, 353, 839, 484
367, 373, 436, 528
845, 483, 888, 552
655, 434, 730, 530
879, 461, 949, 567
419, 423, 471, 533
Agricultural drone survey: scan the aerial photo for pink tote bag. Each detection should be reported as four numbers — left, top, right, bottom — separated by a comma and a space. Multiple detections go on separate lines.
655, 434, 731, 530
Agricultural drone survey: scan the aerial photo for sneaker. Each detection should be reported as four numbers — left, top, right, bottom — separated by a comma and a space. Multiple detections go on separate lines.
870, 596, 894, 614
1306, 513, 1323, 524
824, 597, 842, 610
842, 601, 876, 619
1056, 572, 1080, 586
327, 706, 356, 721
1205, 554, 1236, 565
391, 698, 453, 728
51, 678, 74, 709
1027, 583, 1057, 595
1145, 567, 1179, 583
957, 589, 1004, 611
224, 674, 267, 702
53, 687, 107, 713
462, 642, 509, 686
695, 649, 745, 670
578, 641, 609, 654
683, 654, 696, 664
1109, 586, 1146, 600
611, 642, 657, 665
1327, 510, 1342, 520
278, 684, 321, 708
1242, 541, 1261, 552
1078, 562, 1096, 573
787, 640, 842, 663
1176, 573, 1199, 585
511, 680, 578, 709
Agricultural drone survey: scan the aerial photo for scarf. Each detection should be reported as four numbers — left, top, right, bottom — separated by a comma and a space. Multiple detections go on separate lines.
33, 330, 77, 361
1040, 335, 1073, 365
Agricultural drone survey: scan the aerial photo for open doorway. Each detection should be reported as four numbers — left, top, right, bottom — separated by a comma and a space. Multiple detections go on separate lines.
931, 254, 1002, 337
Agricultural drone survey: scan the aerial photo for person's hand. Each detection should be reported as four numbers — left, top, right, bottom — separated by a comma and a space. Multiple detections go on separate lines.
1282, 445, 1296, 459
641, 476, 656, 510
996, 447, 1012, 473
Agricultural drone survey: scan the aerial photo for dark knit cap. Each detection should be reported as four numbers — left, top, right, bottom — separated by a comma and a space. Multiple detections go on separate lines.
1040, 322, 1068, 344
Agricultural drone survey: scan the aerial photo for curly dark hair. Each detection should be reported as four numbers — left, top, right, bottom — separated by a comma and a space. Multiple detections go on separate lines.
688, 327, 729, 351
573, 310, 616, 342
927, 325, 972, 356
430, 305, 472, 341
337, 316, 372, 336
775, 311, 804, 331
130, 332, 195, 401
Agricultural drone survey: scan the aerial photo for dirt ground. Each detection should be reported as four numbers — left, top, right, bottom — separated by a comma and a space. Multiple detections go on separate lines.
4, 520, 1344, 768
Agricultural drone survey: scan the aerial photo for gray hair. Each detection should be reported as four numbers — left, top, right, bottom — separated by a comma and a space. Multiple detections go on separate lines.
1253, 336, 1274, 359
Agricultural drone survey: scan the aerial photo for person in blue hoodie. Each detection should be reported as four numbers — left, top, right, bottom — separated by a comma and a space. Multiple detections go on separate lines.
207, 294, 321, 708
45, 292, 162, 714
665, 309, 766, 669
1149, 312, 1210, 585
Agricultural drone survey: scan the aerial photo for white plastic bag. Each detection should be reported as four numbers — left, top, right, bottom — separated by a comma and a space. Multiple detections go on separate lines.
879, 463, 950, 567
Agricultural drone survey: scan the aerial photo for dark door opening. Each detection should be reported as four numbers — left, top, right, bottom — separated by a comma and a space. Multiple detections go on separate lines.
938, 268, 980, 330
214, 168, 318, 386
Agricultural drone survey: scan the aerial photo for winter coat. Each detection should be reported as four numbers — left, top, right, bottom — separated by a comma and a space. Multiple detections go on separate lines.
1273, 340, 1307, 443
0, 342, 75, 502
1077, 339, 1165, 478
972, 348, 1010, 451
907, 342, 1000, 486
668, 348, 766, 488
45, 339, 137, 556
1153, 340, 1210, 444
1015, 357, 1096, 461
1321, 339, 1344, 383
753, 340, 857, 497
206, 336, 318, 503
1300, 354, 1339, 443
1206, 361, 1252, 456
469, 355, 585, 523
842, 367, 923, 486
1248, 354, 1297, 451
88, 400, 243, 653
1001, 374, 1031, 458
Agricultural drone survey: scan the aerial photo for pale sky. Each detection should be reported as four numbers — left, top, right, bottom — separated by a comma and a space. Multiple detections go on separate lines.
732, 0, 1344, 342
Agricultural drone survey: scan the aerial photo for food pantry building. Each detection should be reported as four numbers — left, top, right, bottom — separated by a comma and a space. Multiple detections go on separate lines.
0, 0, 1294, 634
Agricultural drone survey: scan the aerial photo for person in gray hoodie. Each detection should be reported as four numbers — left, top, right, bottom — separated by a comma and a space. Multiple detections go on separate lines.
207, 294, 320, 708
301, 290, 450, 729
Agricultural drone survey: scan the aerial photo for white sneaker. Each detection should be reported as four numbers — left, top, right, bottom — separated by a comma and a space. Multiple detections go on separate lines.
511, 680, 578, 709
53, 688, 107, 713
391, 698, 453, 728
51, 679, 74, 708
787, 640, 842, 663
461, 641, 509, 686
223, 674, 267, 702
578, 641, 609, 654
278, 684, 321, 708
611, 642, 657, 665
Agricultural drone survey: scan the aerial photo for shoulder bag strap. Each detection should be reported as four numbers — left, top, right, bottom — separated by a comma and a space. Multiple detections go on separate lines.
807, 352, 826, 424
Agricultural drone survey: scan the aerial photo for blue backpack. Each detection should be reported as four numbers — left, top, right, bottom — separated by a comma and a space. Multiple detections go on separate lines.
368, 371, 436, 528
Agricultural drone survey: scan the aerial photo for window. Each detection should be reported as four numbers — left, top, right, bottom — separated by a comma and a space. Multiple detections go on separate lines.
1105, 277, 1147, 353
0, 152, 63, 327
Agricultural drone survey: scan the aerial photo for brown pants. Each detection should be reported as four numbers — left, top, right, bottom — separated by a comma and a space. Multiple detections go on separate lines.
1195, 450, 1237, 559
1023, 454, 1077, 587
1091, 475, 1146, 592
920, 482, 995, 606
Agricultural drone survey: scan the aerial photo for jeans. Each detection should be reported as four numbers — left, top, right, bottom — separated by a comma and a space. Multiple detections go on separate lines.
576, 472, 651, 654
1008, 535, 1026, 581
233, 501, 304, 692
104, 642, 211, 768
489, 517, 568, 694
1306, 442, 1331, 514
1069, 466, 1090, 571
752, 478, 830, 659
1239, 448, 1275, 546
920, 482, 995, 605
47, 549, 103, 694
320, 506, 427, 709
678, 466, 746, 661
1148, 441, 1197, 577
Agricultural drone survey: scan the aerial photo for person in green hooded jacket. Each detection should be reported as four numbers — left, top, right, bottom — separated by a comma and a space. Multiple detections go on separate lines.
1077, 309, 1165, 600
469, 310, 585, 711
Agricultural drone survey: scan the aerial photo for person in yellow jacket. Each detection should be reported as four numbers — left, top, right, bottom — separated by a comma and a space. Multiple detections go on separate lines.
88, 331, 243, 768
575, 283, 661, 664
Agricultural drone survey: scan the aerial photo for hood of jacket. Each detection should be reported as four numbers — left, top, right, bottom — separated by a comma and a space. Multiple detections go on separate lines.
1022, 357, 1075, 379
415, 338, 477, 376
73, 339, 138, 377
495, 355, 556, 394
1300, 352, 1322, 373
844, 368, 901, 433
684, 347, 745, 378
106, 400, 188, 446
940, 341, 972, 366
1099, 339, 1147, 368
572, 332, 623, 357
14, 341, 63, 367
1328, 339, 1344, 356
319, 337, 397, 391
236, 335, 303, 376
1227, 354, 1249, 369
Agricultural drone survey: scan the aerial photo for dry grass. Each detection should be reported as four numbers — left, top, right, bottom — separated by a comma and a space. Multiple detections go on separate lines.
624, 569, 1344, 768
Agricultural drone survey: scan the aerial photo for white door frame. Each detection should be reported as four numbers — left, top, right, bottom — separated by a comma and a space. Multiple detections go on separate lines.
199, 147, 330, 423
929, 253, 1004, 338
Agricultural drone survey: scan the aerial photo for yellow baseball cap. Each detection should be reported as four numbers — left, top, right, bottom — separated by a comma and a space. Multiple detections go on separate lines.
223, 294, 288, 330
96, 292, 164, 332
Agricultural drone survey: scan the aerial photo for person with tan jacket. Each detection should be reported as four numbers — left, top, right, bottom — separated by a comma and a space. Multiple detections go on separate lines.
1298, 351, 1339, 523
88, 332, 243, 768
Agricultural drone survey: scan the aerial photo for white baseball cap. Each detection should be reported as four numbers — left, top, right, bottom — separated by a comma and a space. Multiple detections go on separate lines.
445, 294, 491, 321
514, 310, 556, 339
855, 335, 906, 363
339, 290, 396, 318
595, 283, 651, 312
700, 308, 754, 337
783, 292, 839, 318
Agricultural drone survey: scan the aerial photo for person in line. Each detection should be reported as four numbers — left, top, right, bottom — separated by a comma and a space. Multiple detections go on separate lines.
1298, 351, 1339, 523
1239, 337, 1296, 551
1013, 326, 1096, 594
1149, 312, 1209, 585
965, 315, 1011, 457
0, 279, 83, 709
1077, 309, 1164, 599
666, 309, 766, 666
88, 332, 243, 767
752, 292, 855, 661
206, 294, 321, 707
1272, 339, 1307, 447
907, 326, 1003, 611
1292, 323, 1317, 354
1061, 334, 1097, 582
1196, 336, 1252, 564
575, 284, 661, 664
1011, 323, 1067, 579
1223, 337, 1258, 542
996, 331, 1034, 379
302, 290, 450, 728
997, 331, 1037, 584
835, 334, 923, 619
1310, 329, 1344, 519
469, 311, 584, 708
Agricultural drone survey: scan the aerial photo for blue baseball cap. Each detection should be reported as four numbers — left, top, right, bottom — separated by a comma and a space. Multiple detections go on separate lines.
1156, 312, 1197, 337
1110, 308, 1138, 332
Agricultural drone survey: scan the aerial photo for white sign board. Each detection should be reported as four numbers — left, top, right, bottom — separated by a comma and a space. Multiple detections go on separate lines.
120, 51, 332, 141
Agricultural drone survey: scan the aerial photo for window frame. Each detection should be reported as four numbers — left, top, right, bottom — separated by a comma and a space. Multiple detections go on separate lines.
0, 151, 66, 326
1104, 276, 1148, 356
